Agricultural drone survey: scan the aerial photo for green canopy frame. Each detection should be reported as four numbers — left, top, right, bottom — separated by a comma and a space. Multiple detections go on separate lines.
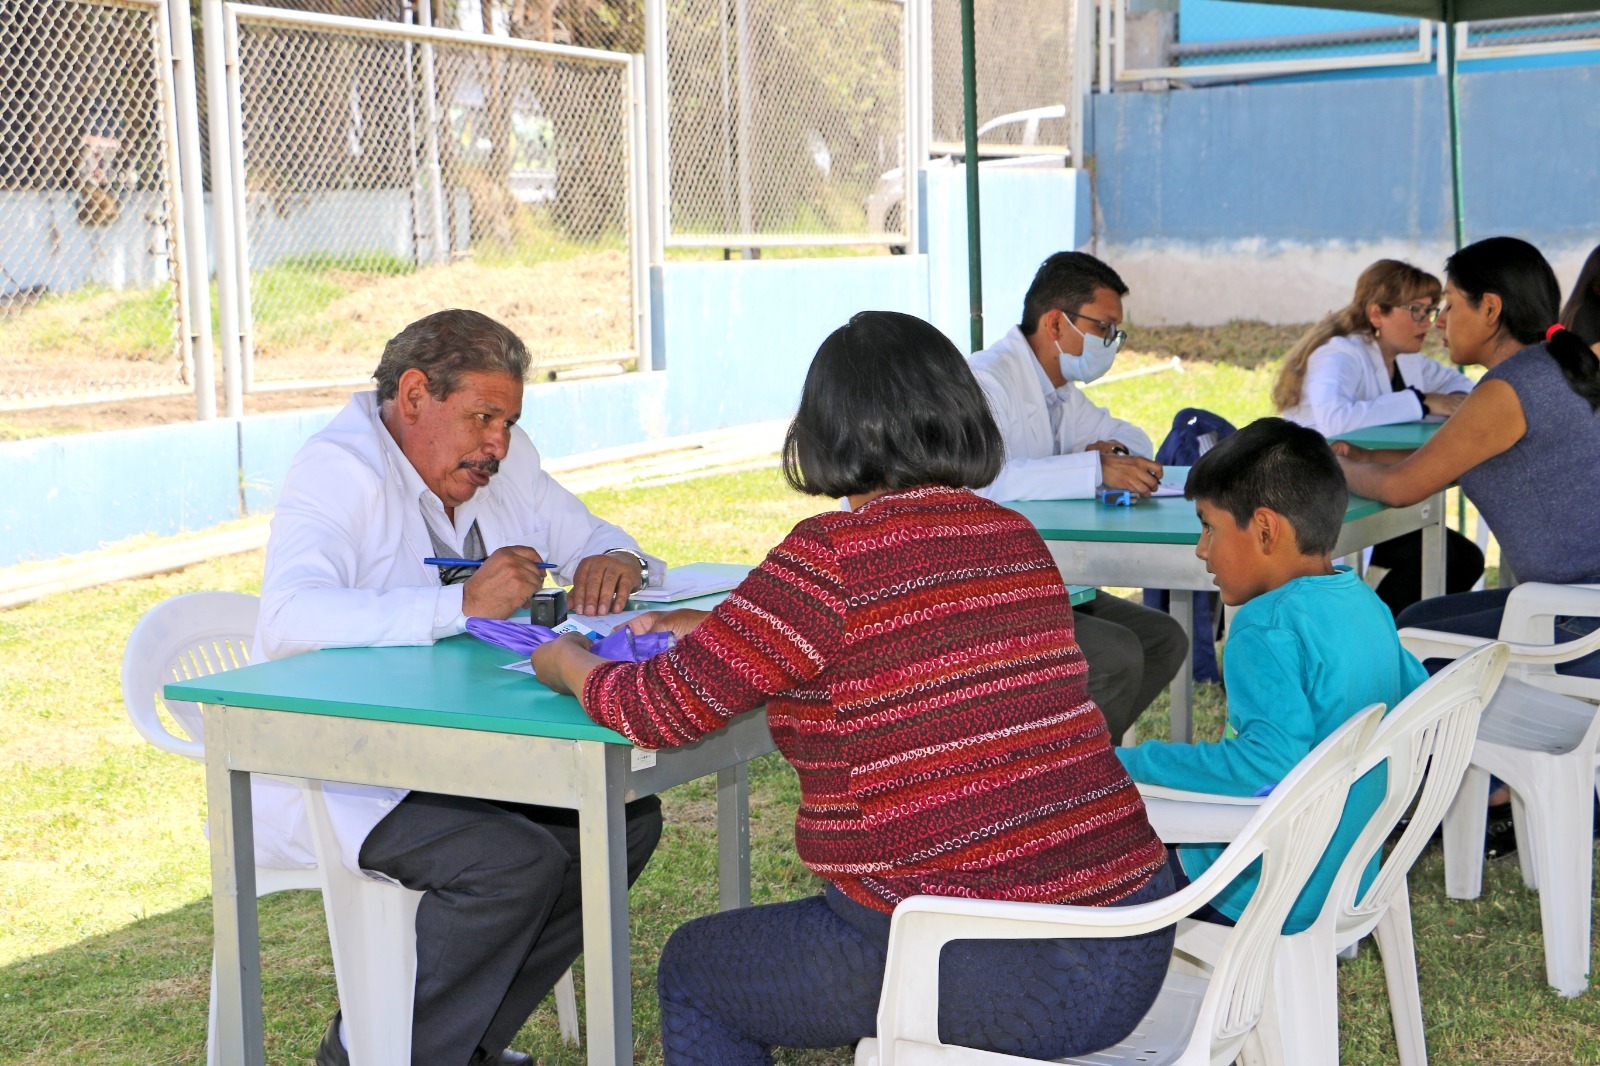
955, 0, 1599, 345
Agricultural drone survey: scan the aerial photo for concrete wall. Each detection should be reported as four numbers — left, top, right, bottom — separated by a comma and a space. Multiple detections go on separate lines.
1091, 60, 1600, 324
0, 191, 174, 293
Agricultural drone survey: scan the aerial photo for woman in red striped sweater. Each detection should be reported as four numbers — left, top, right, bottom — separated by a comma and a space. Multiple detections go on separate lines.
532, 311, 1174, 1063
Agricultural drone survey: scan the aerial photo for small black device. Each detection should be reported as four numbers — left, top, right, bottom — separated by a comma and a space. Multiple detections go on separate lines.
529, 587, 568, 627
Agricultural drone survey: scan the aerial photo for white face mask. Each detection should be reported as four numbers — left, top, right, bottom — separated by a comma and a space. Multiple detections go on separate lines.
1055, 313, 1123, 383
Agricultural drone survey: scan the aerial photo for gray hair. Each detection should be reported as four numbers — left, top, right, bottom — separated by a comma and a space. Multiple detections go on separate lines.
373, 309, 531, 402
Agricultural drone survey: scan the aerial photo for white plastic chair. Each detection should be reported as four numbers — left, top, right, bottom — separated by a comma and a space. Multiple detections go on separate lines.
855, 702, 1385, 1066
1166, 642, 1508, 1066
123, 591, 319, 1064
123, 593, 580, 1063
1401, 582, 1600, 998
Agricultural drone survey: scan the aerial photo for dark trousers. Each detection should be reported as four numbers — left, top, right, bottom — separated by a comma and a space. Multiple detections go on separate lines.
359, 791, 663, 1066
1074, 593, 1190, 741
1368, 528, 1485, 618
655, 863, 1176, 1066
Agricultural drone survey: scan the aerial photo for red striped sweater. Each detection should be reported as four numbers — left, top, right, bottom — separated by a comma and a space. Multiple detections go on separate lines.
584, 486, 1166, 912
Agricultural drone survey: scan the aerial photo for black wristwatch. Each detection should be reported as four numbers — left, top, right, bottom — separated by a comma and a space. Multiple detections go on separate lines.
604, 547, 650, 587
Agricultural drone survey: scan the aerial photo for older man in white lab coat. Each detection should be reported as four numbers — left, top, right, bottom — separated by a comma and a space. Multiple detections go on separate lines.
971, 251, 1187, 742
253, 309, 664, 1066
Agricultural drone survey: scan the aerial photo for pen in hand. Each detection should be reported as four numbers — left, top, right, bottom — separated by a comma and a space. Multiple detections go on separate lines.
424, 557, 559, 570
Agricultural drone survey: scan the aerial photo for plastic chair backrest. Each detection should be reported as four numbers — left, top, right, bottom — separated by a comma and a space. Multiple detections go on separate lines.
122, 591, 259, 761
1334, 642, 1508, 937
1187, 701, 1384, 1058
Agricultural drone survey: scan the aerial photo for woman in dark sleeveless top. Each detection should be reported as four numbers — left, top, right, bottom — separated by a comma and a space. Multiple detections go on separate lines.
1333, 236, 1600, 680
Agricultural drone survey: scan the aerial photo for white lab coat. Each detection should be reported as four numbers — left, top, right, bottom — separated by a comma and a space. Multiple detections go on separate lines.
247, 391, 665, 879
1281, 334, 1472, 437
970, 326, 1154, 501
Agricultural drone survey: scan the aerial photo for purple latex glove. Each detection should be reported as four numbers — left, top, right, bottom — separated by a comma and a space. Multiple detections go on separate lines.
591, 626, 676, 663
466, 617, 675, 663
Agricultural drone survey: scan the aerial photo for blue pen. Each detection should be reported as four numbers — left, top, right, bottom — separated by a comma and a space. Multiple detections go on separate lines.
424, 557, 558, 569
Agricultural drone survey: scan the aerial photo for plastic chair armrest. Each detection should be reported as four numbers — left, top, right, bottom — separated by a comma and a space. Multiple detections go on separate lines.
1398, 627, 1490, 662
1136, 785, 1263, 844
1498, 583, 1600, 644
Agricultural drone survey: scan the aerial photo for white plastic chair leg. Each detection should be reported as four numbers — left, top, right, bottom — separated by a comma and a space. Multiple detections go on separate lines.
1521, 765, 1595, 997
1509, 792, 1537, 890
1371, 887, 1427, 1066
1442, 766, 1491, 900
325, 875, 424, 1066
555, 968, 581, 1046
1263, 936, 1341, 1066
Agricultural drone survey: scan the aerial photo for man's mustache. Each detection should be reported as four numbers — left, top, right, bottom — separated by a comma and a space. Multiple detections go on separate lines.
460, 458, 500, 475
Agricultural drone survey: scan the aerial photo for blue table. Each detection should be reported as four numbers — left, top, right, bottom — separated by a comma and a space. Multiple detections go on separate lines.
1008, 468, 1447, 743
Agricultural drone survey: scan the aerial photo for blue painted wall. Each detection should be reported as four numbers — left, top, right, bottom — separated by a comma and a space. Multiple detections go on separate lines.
1093, 73, 1452, 246
1092, 60, 1599, 249
655, 255, 931, 433
921, 166, 1089, 351
0, 420, 240, 561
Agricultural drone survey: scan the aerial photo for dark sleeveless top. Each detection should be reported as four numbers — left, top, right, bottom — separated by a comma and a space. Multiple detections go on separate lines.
1458, 342, 1600, 584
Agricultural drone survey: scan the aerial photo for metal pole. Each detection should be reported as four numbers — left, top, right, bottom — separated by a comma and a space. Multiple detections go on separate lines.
1445, 1, 1465, 250
418, 0, 449, 265
960, 0, 982, 351
223, 7, 253, 395
154, 0, 196, 401
167, 0, 217, 420
734, 0, 755, 258
202, 0, 243, 418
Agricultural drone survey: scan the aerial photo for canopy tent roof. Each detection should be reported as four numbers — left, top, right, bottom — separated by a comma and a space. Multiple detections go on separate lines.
1220, 1, 1598, 21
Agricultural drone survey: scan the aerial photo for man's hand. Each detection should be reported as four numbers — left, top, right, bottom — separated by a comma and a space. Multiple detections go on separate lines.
627, 608, 710, 641
1100, 453, 1163, 495
531, 632, 599, 697
571, 552, 644, 616
462, 546, 549, 618
1424, 391, 1468, 418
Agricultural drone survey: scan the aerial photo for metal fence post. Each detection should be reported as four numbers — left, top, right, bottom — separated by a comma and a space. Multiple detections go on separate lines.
170, 0, 219, 420
202, 0, 243, 417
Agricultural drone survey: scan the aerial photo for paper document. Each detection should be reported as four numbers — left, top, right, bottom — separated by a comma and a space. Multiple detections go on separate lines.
1151, 479, 1186, 498
630, 561, 750, 603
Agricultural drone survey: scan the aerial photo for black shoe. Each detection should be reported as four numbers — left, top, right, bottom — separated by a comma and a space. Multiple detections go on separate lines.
1484, 802, 1517, 860
315, 1012, 349, 1066
471, 1049, 532, 1065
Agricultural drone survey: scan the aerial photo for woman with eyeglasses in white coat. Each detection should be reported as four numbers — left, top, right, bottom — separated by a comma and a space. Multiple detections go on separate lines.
1275, 258, 1484, 616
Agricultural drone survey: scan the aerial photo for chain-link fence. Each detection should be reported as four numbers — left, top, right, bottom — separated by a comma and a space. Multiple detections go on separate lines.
1463, 11, 1600, 58
1111, 0, 1433, 84
927, 0, 1072, 158
228, 5, 641, 387
663, 0, 907, 248
0, 0, 189, 410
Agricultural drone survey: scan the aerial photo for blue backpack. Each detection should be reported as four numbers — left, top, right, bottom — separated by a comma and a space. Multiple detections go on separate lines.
1142, 408, 1238, 684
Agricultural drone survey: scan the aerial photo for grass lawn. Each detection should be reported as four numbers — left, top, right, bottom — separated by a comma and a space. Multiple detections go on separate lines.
2, 351, 1596, 1064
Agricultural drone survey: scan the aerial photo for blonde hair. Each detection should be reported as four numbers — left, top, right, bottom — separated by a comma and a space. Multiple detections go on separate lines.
1272, 259, 1442, 411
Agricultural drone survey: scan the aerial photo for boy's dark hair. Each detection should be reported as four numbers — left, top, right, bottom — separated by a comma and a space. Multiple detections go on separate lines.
1019, 251, 1129, 336
782, 311, 1003, 497
1185, 417, 1347, 555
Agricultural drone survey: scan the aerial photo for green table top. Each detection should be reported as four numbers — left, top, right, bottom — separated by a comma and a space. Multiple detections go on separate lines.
1332, 420, 1441, 451
164, 565, 1094, 738
1008, 467, 1390, 544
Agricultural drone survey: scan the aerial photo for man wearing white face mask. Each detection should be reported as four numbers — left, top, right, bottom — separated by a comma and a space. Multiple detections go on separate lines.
971, 251, 1186, 741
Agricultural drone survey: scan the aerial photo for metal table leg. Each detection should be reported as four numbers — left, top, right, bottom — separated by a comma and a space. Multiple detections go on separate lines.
1168, 590, 1195, 744
577, 743, 632, 1066
204, 705, 265, 1066
716, 764, 752, 911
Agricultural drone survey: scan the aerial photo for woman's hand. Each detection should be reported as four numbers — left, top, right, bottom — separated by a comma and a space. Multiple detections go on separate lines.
1329, 440, 1371, 461
531, 632, 601, 697
1424, 391, 1468, 418
627, 608, 710, 640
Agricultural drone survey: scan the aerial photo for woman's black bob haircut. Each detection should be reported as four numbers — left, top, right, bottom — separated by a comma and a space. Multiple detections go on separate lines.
782, 311, 1003, 498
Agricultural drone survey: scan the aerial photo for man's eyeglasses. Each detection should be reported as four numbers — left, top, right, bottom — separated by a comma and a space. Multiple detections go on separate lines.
1398, 301, 1443, 324
1066, 311, 1128, 349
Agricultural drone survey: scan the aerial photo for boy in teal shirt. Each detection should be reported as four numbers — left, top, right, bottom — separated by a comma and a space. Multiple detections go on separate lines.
1118, 417, 1427, 933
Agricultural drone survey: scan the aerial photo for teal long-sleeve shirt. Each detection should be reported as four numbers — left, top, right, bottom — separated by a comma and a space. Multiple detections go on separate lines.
1117, 568, 1427, 933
